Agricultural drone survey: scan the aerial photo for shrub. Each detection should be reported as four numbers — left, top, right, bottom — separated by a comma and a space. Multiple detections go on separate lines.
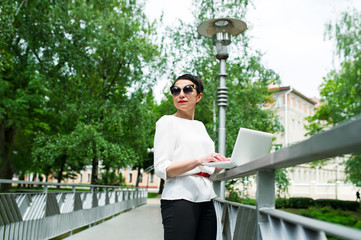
288, 197, 314, 208
276, 198, 289, 208
314, 199, 360, 211
226, 190, 242, 203
226, 195, 257, 206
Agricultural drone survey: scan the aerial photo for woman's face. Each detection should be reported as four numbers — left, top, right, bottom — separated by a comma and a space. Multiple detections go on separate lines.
172, 79, 203, 112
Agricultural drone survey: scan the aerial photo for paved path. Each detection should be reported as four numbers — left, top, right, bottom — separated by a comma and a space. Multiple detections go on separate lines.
66, 197, 163, 240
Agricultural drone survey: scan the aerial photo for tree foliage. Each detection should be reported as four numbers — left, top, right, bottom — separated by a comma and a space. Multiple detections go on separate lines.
0, 1, 49, 188
306, 9, 361, 185
0, 0, 162, 189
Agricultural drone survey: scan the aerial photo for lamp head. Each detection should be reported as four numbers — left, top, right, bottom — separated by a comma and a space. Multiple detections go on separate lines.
197, 17, 247, 39
197, 18, 247, 59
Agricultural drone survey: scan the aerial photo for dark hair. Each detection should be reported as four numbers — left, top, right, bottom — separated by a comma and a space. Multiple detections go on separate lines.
170, 74, 204, 94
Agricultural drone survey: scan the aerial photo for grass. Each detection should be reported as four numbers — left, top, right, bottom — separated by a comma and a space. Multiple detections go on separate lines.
50, 226, 89, 240
148, 192, 160, 198
281, 207, 361, 226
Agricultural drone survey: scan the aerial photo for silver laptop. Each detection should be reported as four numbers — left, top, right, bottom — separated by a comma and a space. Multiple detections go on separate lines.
202, 128, 273, 168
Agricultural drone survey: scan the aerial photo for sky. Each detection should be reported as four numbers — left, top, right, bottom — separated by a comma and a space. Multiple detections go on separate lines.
145, 0, 361, 99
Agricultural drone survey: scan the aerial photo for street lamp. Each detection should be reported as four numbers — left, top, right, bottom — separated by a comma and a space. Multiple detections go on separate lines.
197, 18, 247, 199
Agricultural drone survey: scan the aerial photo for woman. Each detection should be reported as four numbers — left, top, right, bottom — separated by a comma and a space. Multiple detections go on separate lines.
154, 74, 229, 240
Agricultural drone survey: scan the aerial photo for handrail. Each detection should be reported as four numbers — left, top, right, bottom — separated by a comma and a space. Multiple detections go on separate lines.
0, 180, 147, 240
215, 197, 256, 210
212, 116, 361, 182
212, 116, 361, 240
0, 179, 130, 189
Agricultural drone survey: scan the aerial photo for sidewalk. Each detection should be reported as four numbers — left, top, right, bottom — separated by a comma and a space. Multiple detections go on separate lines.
66, 197, 163, 240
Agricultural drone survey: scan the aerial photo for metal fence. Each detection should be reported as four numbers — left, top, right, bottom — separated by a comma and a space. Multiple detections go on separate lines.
0, 180, 147, 240
213, 116, 361, 240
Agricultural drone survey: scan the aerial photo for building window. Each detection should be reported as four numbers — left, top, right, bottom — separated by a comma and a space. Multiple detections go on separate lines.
129, 173, 133, 183
150, 173, 154, 183
275, 96, 282, 107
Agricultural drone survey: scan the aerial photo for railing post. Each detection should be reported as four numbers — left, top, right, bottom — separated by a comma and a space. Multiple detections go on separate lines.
256, 169, 275, 240
105, 187, 109, 205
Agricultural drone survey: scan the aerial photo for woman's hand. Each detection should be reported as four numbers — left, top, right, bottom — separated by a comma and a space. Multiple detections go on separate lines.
166, 153, 230, 179
197, 153, 230, 164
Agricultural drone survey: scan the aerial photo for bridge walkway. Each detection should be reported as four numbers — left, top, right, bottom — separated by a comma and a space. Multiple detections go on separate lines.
65, 196, 163, 240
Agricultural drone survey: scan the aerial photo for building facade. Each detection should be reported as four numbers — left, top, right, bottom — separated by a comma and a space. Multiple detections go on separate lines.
269, 86, 346, 183
22, 165, 162, 193
240, 86, 355, 200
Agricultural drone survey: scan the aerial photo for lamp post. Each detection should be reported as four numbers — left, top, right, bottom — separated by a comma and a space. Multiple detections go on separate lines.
197, 18, 247, 199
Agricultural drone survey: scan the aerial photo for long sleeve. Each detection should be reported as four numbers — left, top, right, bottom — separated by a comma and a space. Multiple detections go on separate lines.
154, 116, 175, 180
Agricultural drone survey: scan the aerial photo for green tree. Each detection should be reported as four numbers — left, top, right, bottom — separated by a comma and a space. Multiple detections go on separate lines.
306, 9, 361, 185
0, 1, 50, 190
63, 0, 161, 184
1, 0, 163, 189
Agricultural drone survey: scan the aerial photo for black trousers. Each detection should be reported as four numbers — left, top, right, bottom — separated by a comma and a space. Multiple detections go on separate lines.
160, 199, 217, 240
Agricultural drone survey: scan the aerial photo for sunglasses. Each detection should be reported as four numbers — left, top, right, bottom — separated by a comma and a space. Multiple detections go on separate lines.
170, 84, 196, 96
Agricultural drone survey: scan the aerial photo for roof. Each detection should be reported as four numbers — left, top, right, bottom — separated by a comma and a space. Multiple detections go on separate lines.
268, 86, 318, 105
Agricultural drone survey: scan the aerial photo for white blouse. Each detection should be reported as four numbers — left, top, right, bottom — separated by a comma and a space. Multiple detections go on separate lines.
154, 115, 217, 202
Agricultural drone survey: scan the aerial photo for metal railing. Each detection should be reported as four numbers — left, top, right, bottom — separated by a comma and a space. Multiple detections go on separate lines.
0, 180, 147, 240
212, 116, 361, 240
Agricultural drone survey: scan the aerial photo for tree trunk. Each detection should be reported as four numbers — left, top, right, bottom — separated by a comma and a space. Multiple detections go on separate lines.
18, 172, 25, 189
91, 157, 99, 185
57, 156, 66, 188
135, 168, 142, 188
0, 119, 16, 192
44, 166, 50, 182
